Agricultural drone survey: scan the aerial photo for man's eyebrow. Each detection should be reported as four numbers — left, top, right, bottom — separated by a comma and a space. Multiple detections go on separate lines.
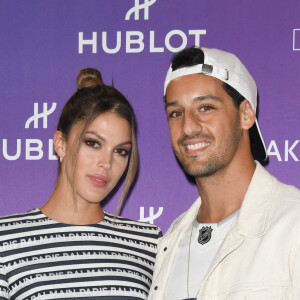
165, 101, 179, 110
165, 95, 222, 110
193, 95, 222, 102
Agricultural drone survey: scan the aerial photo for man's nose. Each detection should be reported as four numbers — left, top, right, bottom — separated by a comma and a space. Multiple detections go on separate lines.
182, 111, 201, 136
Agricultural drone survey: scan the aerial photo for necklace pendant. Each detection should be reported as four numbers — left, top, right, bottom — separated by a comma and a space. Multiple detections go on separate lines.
198, 226, 213, 245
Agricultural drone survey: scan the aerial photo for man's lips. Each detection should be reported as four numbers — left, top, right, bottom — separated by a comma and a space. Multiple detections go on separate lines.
181, 140, 210, 153
185, 142, 210, 151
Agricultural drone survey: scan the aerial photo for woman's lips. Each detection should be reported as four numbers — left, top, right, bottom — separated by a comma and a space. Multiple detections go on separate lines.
87, 175, 109, 187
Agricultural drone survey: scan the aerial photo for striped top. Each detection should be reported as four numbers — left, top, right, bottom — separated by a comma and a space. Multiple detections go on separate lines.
0, 209, 162, 300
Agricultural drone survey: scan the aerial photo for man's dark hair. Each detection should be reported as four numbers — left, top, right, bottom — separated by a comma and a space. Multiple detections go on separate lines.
170, 47, 245, 108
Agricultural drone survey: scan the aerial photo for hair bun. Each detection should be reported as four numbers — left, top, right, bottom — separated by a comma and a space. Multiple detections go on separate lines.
76, 68, 103, 89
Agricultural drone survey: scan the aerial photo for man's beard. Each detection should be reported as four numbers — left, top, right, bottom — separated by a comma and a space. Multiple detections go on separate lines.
174, 115, 243, 178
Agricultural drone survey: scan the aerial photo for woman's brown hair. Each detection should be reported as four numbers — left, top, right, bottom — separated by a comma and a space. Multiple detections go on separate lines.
76, 68, 103, 89
57, 68, 138, 215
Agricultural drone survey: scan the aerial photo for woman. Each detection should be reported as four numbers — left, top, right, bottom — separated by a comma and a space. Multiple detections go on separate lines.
0, 69, 161, 299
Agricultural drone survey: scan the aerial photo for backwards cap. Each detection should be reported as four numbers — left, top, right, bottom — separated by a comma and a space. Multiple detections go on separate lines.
164, 47, 267, 161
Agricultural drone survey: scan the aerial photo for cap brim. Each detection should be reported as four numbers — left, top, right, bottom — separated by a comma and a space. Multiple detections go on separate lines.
249, 119, 267, 162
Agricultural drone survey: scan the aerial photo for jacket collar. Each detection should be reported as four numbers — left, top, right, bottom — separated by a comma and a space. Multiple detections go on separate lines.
235, 161, 276, 238
165, 162, 276, 239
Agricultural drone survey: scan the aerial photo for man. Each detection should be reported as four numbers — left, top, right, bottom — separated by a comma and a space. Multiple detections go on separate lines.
148, 47, 300, 299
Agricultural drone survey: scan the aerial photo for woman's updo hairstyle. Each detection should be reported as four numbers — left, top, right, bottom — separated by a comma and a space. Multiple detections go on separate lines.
57, 68, 138, 215
76, 68, 103, 89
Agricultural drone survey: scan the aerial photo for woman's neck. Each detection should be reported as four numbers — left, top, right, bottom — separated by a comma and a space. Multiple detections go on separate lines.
40, 177, 105, 225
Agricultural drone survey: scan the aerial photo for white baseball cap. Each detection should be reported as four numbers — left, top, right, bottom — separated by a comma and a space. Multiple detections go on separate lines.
164, 47, 267, 161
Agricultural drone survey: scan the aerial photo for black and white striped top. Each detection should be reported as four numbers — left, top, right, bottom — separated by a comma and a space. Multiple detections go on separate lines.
0, 209, 162, 300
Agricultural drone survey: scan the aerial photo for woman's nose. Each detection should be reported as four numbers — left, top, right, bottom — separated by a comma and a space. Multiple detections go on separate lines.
97, 152, 112, 170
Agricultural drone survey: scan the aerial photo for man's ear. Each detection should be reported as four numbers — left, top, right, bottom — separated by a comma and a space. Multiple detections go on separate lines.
53, 131, 66, 160
240, 99, 256, 130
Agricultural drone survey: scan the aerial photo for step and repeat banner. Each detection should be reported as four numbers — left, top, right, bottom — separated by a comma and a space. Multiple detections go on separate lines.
1, 0, 300, 233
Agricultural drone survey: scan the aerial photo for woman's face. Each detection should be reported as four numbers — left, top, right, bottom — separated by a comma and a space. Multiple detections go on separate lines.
63, 112, 132, 205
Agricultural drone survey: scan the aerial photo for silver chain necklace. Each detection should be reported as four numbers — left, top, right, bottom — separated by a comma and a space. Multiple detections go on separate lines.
186, 219, 213, 300
186, 219, 196, 299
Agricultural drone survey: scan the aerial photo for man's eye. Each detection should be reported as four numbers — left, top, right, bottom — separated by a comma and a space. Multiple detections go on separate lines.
169, 111, 183, 118
200, 105, 214, 112
114, 148, 129, 157
84, 140, 100, 148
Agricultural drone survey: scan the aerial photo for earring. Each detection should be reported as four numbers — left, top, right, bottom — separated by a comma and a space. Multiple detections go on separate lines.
60, 156, 63, 163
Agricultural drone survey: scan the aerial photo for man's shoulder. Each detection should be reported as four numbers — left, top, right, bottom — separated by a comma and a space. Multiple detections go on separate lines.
272, 179, 300, 225
275, 178, 300, 201
164, 211, 188, 236
162, 197, 201, 239
263, 174, 300, 238
254, 162, 300, 204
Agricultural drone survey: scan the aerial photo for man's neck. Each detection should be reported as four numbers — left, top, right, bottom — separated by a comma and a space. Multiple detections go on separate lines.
195, 158, 256, 223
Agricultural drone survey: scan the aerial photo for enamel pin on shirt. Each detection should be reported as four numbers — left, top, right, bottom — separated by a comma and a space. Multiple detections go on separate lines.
198, 226, 213, 245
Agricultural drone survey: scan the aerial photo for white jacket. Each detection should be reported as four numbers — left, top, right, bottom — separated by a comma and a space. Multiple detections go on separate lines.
149, 163, 300, 299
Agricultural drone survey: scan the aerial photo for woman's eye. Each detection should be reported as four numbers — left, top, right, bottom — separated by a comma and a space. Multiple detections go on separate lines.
114, 148, 129, 157
85, 140, 100, 148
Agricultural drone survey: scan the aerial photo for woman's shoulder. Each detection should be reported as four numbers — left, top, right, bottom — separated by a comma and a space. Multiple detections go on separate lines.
103, 211, 162, 238
0, 208, 46, 229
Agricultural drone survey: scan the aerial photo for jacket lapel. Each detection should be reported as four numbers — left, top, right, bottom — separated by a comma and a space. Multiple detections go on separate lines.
199, 162, 277, 297
155, 197, 202, 297
201, 221, 245, 288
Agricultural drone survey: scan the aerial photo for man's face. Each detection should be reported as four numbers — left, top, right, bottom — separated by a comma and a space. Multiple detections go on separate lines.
165, 73, 243, 178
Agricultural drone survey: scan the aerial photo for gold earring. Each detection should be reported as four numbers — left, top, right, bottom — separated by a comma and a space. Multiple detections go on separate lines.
60, 156, 63, 163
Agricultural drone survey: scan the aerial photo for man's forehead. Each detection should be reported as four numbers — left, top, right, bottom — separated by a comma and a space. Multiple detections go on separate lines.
165, 73, 225, 102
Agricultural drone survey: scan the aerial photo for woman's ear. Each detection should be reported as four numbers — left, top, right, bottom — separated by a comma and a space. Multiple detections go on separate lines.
53, 131, 66, 160
240, 99, 256, 130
